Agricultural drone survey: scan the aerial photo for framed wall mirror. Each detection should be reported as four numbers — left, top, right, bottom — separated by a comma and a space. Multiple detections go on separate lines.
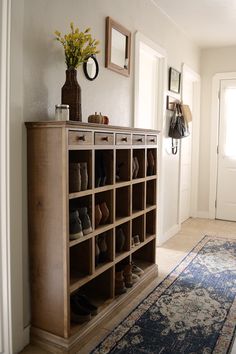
83, 55, 99, 81
105, 17, 131, 77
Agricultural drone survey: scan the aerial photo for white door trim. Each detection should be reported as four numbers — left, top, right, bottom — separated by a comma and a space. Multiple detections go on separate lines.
134, 31, 167, 245
0, 0, 12, 353
209, 72, 236, 219
178, 64, 200, 224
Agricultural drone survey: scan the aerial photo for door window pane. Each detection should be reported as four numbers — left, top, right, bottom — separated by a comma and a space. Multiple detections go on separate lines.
223, 88, 236, 157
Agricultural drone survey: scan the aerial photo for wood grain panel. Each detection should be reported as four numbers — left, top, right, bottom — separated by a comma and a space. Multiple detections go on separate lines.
27, 127, 68, 337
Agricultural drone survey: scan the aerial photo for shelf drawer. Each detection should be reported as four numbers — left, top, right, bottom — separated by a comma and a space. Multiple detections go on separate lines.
95, 132, 114, 145
116, 133, 131, 145
146, 135, 157, 145
132, 134, 145, 145
68, 130, 93, 145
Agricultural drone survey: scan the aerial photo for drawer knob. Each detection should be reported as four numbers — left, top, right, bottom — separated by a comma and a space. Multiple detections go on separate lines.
122, 137, 127, 142
102, 136, 109, 142
150, 138, 155, 142
78, 135, 86, 141
138, 138, 143, 142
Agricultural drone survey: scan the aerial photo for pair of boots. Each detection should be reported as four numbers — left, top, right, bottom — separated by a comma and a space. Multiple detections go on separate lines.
95, 202, 110, 228
70, 292, 98, 324
69, 162, 88, 193
147, 150, 155, 176
115, 264, 140, 295
95, 233, 108, 266
95, 151, 107, 187
132, 157, 139, 179
69, 207, 92, 240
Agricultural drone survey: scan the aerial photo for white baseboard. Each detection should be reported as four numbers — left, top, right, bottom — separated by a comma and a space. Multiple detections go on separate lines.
23, 326, 30, 347
157, 224, 181, 246
196, 211, 211, 219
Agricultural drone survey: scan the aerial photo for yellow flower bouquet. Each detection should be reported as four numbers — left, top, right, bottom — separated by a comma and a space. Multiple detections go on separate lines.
55, 22, 99, 69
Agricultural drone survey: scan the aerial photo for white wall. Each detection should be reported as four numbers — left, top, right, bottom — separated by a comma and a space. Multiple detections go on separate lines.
9, 0, 200, 350
199, 46, 236, 215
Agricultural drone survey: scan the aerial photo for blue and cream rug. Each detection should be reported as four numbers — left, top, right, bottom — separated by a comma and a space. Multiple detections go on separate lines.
92, 236, 236, 354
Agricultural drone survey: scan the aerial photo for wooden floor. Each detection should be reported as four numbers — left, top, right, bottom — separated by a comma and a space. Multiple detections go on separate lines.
21, 218, 236, 354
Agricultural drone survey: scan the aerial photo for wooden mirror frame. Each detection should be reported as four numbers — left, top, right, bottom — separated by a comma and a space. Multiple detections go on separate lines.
105, 17, 131, 77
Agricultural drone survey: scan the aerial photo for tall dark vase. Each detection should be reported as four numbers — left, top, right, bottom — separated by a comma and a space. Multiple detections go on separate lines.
61, 68, 82, 121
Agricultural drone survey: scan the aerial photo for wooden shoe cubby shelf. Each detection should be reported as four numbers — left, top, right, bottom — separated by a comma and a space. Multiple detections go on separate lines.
26, 121, 159, 353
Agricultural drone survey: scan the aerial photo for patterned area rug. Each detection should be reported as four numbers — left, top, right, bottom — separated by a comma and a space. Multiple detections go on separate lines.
91, 236, 236, 354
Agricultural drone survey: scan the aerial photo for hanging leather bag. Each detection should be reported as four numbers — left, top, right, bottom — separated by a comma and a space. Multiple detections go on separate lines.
168, 104, 186, 139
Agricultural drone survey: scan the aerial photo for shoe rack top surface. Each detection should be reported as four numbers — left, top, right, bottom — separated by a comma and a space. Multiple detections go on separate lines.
25, 120, 160, 135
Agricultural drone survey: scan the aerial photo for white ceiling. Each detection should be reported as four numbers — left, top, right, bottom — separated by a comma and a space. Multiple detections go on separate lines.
152, 0, 236, 48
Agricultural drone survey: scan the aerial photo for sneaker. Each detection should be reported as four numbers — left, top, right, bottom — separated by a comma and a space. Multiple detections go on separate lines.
79, 207, 92, 235
69, 210, 83, 240
132, 263, 144, 276
70, 295, 91, 323
75, 294, 98, 316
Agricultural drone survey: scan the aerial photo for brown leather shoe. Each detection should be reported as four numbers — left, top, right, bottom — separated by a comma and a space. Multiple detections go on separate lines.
115, 271, 127, 295
100, 202, 110, 224
123, 264, 133, 288
95, 204, 102, 228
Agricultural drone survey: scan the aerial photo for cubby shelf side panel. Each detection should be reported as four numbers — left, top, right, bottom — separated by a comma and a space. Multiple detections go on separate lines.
27, 127, 69, 338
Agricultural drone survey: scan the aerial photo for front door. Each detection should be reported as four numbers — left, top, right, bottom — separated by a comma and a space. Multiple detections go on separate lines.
216, 79, 236, 221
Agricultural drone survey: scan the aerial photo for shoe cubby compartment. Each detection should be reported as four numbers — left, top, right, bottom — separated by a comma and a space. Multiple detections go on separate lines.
70, 268, 114, 332
146, 180, 156, 207
115, 186, 131, 221
95, 229, 114, 269
131, 239, 155, 270
132, 182, 145, 214
147, 148, 157, 176
132, 215, 145, 247
132, 149, 145, 179
69, 150, 92, 193
95, 190, 113, 229
116, 149, 131, 183
95, 150, 114, 188
115, 222, 130, 258
70, 239, 93, 287
146, 210, 156, 238
69, 196, 93, 240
